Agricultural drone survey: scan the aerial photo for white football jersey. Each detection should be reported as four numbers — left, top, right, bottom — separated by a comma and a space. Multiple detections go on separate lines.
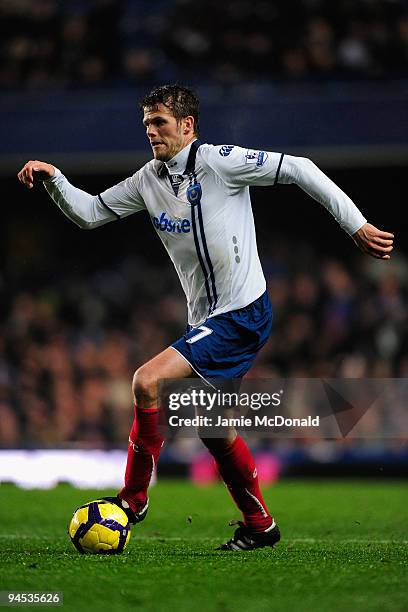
44, 141, 366, 326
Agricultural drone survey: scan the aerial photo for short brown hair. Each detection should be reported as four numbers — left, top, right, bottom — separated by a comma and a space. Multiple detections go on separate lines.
140, 84, 200, 136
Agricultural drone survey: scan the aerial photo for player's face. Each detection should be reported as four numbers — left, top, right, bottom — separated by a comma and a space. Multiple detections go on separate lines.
143, 104, 193, 162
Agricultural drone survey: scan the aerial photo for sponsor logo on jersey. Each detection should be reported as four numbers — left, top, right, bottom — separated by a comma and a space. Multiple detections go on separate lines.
219, 145, 235, 157
153, 212, 191, 233
245, 149, 268, 166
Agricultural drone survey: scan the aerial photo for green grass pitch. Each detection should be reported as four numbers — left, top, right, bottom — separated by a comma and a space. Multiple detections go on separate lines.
0, 480, 407, 611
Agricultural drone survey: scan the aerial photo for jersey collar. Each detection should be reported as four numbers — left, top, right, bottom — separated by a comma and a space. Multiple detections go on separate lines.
157, 139, 200, 178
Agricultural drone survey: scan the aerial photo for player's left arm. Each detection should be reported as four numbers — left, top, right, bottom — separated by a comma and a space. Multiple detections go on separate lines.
200, 145, 394, 260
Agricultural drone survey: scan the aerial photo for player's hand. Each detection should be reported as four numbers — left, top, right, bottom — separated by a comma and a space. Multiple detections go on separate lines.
17, 160, 55, 189
352, 223, 394, 259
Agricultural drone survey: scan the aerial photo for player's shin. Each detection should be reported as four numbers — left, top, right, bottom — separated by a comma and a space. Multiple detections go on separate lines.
119, 404, 164, 514
202, 435, 274, 532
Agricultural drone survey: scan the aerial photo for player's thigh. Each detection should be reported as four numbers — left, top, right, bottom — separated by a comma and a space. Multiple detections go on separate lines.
133, 346, 193, 401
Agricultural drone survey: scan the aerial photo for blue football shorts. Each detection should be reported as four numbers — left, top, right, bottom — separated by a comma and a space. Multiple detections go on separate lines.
171, 290, 272, 380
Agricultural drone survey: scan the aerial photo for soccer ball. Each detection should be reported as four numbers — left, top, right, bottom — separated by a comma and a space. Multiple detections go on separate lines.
68, 499, 131, 554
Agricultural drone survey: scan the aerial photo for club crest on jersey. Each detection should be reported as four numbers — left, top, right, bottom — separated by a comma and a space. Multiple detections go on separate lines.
245, 150, 268, 166
186, 183, 202, 206
219, 145, 234, 157
153, 212, 191, 233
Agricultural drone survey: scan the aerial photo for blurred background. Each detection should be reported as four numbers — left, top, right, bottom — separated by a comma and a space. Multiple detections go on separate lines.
1, 0, 407, 486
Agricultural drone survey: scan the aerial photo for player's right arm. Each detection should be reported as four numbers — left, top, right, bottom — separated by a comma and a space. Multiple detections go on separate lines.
17, 159, 146, 229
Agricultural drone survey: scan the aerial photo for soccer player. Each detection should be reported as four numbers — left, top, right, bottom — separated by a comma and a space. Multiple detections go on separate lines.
18, 85, 394, 551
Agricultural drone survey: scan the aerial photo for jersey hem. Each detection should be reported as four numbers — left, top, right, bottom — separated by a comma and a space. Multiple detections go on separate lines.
188, 285, 267, 327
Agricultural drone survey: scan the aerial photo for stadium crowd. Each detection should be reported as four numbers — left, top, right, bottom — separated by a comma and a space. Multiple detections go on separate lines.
1, 239, 407, 449
1, 0, 407, 462
1, 0, 408, 90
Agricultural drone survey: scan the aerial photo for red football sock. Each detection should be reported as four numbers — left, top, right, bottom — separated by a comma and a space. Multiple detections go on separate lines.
205, 435, 273, 532
119, 405, 164, 514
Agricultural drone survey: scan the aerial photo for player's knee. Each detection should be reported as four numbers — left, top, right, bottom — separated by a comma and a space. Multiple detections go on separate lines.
132, 365, 158, 405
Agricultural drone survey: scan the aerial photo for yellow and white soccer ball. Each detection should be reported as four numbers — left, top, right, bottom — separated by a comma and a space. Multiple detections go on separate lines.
68, 499, 131, 554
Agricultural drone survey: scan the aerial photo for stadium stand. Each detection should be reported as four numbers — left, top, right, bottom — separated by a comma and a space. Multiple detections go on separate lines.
1, 1, 407, 476
1, 0, 407, 90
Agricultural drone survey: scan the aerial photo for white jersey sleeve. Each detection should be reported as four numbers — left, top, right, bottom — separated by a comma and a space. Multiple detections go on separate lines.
199, 145, 366, 236
199, 144, 284, 188
43, 168, 146, 229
